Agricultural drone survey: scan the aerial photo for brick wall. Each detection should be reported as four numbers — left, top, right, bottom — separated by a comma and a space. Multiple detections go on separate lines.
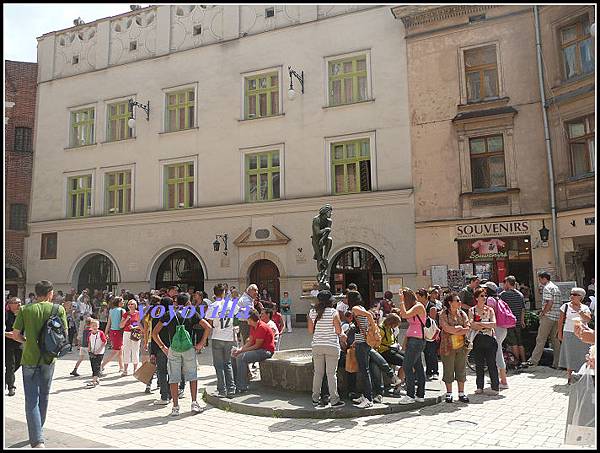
5, 60, 37, 295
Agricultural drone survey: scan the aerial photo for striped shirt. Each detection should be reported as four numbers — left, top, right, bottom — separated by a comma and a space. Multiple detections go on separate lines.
353, 314, 370, 344
309, 307, 339, 349
499, 289, 525, 321
542, 281, 562, 321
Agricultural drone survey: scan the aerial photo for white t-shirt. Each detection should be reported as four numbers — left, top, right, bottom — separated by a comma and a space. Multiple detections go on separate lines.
560, 302, 591, 332
207, 299, 239, 342
266, 320, 280, 343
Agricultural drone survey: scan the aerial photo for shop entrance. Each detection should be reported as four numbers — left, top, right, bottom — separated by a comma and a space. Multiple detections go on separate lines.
330, 247, 383, 307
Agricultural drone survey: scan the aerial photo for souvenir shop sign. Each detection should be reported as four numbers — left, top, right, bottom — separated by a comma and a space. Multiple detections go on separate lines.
456, 221, 529, 239
468, 238, 508, 261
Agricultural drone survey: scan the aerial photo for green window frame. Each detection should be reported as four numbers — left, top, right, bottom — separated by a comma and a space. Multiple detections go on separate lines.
164, 162, 194, 209
165, 89, 195, 132
67, 175, 92, 218
245, 150, 280, 202
328, 55, 368, 106
70, 107, 95, 147
331, 139, 371, 195
244, 72, 279, 119
105, 170, 132, 215
107, 101, 133, 142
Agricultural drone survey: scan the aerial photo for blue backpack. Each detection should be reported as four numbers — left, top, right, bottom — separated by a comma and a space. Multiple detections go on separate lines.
37, 304, 70, 362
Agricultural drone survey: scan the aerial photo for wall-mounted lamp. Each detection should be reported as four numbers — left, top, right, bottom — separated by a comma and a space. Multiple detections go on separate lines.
287, 66, 304, 100
212, 234, 228, 256
127, 98, 150, 129
538, 220, 550, 244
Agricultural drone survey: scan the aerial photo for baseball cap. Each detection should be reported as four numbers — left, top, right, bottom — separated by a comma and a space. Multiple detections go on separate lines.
483, 281, 499, 293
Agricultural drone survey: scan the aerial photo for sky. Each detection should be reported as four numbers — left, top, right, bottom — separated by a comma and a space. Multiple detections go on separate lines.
4, 3, 151, 63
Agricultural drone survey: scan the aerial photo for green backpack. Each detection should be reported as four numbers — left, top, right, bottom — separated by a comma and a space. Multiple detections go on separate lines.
170, 315, 193, 353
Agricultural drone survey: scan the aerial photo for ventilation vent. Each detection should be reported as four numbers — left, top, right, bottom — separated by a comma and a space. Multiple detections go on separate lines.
265, 7, 275, 18
469, 14, 486, 23
72, 55, 79, 65
129, 40, 137, 51
193, 25, 202, 36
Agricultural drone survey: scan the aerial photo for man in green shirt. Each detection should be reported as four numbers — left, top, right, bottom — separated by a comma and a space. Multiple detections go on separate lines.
10, 280, 68, 448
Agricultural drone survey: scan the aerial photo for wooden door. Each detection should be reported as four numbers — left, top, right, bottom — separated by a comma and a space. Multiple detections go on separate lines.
249, 259, 280, 304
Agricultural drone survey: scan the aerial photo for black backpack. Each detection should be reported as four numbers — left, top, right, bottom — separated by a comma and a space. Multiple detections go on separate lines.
37, 304, 70, 362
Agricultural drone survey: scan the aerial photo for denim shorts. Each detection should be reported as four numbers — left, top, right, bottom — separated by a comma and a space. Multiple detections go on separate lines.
167, 347, 197, 384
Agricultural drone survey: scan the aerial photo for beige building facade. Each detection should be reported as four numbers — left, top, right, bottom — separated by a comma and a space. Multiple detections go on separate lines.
392, 5, 595, 301
27, 5, 416, 319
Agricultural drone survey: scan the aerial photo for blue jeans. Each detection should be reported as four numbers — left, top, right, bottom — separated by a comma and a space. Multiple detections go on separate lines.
212, 339, 236, 394
424, 340, 439, 376
235, 349, 273, 391
22, 363, 55, 447
355, 341, 373, 401
155, 348, 170, 401
404, 337, 426, 399
369, 349, 394, 396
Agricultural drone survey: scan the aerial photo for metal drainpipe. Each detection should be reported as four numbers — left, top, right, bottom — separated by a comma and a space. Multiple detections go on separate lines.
534, 5, 561, 279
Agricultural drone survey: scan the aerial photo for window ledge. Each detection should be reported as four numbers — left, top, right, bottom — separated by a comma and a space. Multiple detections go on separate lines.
553, 72, 594, 90
323, 99, 375, 110
158, 127, 199, 136
238, 113, 285, 122
457, 97, 510, 111
64, 143, 97, 151
100, 137, 136, 145
568, 172, 595, 182
460, 187, 520, 197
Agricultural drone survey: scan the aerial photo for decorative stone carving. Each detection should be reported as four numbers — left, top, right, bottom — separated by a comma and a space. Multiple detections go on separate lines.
54, 25, 98, 78
170, 4, 224, 52
109, 8, 157, 66
397, 5, 497, 28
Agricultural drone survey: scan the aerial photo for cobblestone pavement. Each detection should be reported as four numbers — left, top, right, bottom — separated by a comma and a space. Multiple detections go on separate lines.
3, 329, 592, 449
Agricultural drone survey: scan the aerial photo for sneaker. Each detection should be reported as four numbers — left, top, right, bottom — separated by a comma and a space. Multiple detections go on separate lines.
352, 395, 366, 405
191, 401, 203, 414
415, 397, 425, 403
85, 382, 97, 388
458, 394, 470, 403
499, 383, 509, 390
356, 398, 373, 409
331, 400, 346, 408
226, 393, 235, 399
33, 442, 45, 448
70, 370, 80, 377
153, 399, 170, 406
474, 389, 484, 394
485, 389, 499, 396
445, 394, 453, 403
390, 374, 402, 387
397, 396, 416, 405
145, 386, 152, 394
7, 388, 16, 397
524, 361, 536, 368
432, 373, 439, 380
213, 391, 227, 398
312, 400, 320, 407
170, 406, 180, 417
373, 394, 383, 404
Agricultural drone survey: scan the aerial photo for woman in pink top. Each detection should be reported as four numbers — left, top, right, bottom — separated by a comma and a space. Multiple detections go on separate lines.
395, 288, 427, 404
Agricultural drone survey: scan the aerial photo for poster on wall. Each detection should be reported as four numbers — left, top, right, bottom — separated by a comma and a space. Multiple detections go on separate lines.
475, 263, 492, 281
447, 269, 465, 290
387, 277, 404, 295
555, 281, 578, 302
459, 263, 474, 276
431, 265, 448, 287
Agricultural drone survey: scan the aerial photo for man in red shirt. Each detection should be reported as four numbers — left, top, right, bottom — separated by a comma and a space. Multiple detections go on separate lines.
231, 309, 274, 393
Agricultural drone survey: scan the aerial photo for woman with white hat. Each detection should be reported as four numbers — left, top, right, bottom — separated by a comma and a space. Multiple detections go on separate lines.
557, 287, 592, 384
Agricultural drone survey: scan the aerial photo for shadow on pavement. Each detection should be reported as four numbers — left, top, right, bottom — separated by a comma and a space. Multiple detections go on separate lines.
102, 410, 199, 429
268, 417, 359, 433
99, 398, 166, 417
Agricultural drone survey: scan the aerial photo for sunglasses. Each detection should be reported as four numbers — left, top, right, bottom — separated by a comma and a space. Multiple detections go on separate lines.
570, 293, 581, 297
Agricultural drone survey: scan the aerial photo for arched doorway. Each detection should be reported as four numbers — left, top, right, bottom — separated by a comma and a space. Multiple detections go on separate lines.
77, 254, 120, 293
155, 249, 204, 292
329, 247, 383, 306
249, 259, 280, 304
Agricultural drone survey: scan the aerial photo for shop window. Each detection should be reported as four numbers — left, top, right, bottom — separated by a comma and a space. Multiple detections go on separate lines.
464, 45, 499, 103
41, 232, 57, 260
567, 114, 595, 177
469, 134, 506, 190
560, 17, 594, 80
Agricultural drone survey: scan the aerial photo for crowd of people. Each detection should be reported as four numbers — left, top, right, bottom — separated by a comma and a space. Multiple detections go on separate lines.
4, 271, 596, 447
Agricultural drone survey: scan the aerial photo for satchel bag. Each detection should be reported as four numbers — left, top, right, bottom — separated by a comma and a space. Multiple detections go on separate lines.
449, 334, 465, 350
345, 345, 359, 373
356, 314, 382, 349
130, 326, 142, 342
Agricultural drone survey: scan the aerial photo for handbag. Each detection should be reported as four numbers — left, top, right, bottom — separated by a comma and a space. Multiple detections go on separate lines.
133, 360, 157, 385
449, 334, 465, 350
345, 345, 359, 373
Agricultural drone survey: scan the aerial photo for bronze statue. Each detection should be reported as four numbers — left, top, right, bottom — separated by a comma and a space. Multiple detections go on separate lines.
311, 204, 333, 290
